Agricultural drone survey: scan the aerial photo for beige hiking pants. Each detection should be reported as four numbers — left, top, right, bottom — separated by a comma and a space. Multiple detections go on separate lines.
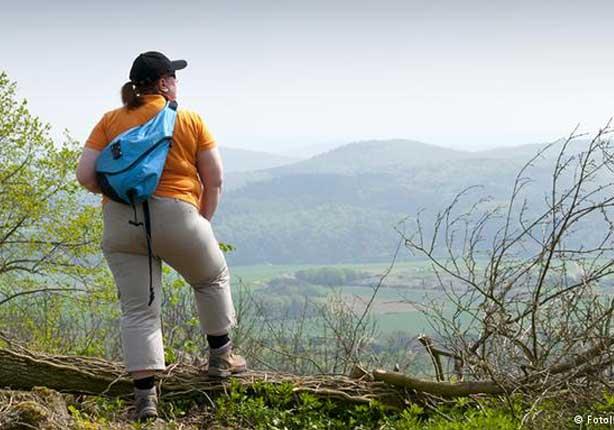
101, 196, 236, 372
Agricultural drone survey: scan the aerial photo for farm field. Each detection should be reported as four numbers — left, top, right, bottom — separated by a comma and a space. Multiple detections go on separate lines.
230, 261, 449, 335
230, 260, 614, 336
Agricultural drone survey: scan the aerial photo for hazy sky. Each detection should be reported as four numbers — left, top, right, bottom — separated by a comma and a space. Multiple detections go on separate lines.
2, 0, 613, 154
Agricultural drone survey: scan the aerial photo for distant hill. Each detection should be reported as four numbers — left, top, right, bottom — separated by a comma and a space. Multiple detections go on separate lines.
269, 140, 471, 176
219, 147, 299, 173
278, 141, 345, 159
470, 137, 593, 160
214, 139, 593, 265
224, 139, 473, 191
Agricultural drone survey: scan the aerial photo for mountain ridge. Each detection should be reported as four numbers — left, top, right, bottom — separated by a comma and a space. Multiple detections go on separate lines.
216, 138, 565, 264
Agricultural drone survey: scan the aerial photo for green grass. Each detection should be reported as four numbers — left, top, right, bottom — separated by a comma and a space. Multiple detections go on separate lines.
58, 379, 614, 429
213, 379, 520, 430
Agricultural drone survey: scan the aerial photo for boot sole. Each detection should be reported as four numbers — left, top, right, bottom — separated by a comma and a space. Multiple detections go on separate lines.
137, 408, 158, 422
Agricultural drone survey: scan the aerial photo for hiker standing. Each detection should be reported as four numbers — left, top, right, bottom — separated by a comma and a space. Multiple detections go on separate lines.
76, 51, 246, 421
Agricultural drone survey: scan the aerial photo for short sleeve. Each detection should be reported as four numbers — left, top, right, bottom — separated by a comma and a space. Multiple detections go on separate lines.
196, 114, 217, 152
85, 114, 109, 151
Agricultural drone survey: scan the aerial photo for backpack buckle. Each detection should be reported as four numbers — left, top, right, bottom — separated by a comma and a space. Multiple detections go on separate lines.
111, 142, 122, 160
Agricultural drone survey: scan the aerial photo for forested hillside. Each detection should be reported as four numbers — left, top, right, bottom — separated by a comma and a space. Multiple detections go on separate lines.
216, 139, 573, 265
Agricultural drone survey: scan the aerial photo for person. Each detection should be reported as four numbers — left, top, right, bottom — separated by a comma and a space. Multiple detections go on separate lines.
76, 51, 246, 421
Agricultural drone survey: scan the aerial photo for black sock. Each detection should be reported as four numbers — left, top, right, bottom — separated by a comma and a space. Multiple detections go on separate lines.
207, 333, 230, 349
134, 376, 155, 390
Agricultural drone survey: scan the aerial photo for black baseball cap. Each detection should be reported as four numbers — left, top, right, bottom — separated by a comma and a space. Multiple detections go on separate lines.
129, 51, 187, 84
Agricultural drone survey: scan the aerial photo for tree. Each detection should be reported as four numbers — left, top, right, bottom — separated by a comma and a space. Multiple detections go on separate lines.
0, 71, 102, 307
399, 123, 614, 418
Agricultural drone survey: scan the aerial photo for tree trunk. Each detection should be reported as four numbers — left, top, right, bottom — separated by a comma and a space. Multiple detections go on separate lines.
0, 346, 408, 406
372, 369, 505, 396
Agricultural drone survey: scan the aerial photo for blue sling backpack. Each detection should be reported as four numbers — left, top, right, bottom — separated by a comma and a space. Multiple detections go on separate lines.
96, 100, 178, 305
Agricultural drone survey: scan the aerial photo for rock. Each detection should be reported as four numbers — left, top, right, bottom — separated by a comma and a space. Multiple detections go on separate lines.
0, 387, 72, 430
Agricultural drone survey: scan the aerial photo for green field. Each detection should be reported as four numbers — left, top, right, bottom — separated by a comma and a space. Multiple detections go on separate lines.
226, 260, 614, 337
377, 312, 434, 334
230, 259, 439, 287
230, 261, 449, 336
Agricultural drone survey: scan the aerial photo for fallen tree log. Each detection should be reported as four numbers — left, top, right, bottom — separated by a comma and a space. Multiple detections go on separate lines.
8, 340, 607, 404
373, 338, 614, 397
373, 369, 505, 397
0, 345, 408, 407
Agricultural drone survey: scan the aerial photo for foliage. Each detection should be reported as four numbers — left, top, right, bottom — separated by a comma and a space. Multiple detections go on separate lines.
0, 71, 115, 355
59, 385, 614, 429
295, 266, 371, 286
0, 71, 101, 281
214, 379, 519, 430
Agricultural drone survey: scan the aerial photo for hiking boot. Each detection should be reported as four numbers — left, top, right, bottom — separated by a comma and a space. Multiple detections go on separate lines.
134, 386, 158, 421
207, 342, 247, 377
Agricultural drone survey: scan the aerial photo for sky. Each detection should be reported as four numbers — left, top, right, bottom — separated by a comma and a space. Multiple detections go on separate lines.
2, 0, 613, 155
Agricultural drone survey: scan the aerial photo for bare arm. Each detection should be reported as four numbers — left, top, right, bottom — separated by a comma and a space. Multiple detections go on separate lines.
197, 147, 224, 221
76, 147, 102, 194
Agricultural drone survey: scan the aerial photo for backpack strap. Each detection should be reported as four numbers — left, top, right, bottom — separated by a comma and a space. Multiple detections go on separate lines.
127, 191, 155, 307
142, 200, 154, 306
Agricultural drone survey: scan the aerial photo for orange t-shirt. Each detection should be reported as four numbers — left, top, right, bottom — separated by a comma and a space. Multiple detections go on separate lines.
85, 95, 216, 209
